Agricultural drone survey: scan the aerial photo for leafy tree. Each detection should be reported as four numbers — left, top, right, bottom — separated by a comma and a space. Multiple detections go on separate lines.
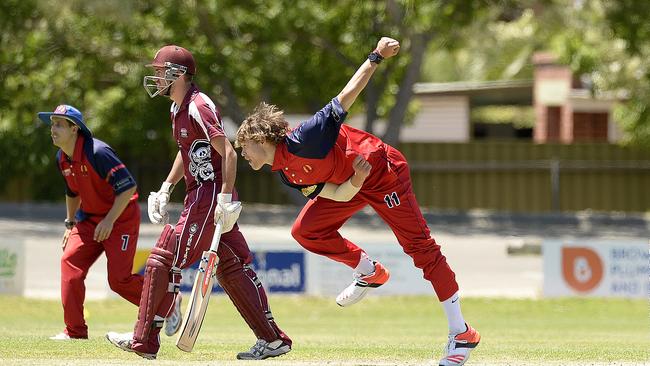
1, 0, 60, 200
602, 0, 650, 147
3, 0, 647, 202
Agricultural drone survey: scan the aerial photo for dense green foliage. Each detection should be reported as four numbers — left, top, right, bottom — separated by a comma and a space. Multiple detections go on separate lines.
1, 0, 648, 201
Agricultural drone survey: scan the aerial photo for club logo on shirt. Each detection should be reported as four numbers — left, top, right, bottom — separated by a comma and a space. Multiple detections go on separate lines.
80, 164, 89, 176
114, 177, 134, 191
188, 139, 215, 183
301, 185, 317, 197
189, 223, 198, 234
302, 164, 313, 173
180, 128, 188, 138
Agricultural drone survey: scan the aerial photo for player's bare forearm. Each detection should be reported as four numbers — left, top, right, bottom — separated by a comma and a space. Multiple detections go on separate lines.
336, 60, 377, 112
350, 173, 366, 188
104, 186, 137, 224
165, 151, 185, 185
210, 136, 237, 194
221, 146, 237, 194
318, 156, 370, 201
65, 195, 80, 221
336, 37, 400, 112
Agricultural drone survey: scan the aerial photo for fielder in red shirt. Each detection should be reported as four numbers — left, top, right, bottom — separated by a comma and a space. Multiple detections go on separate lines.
38, 104, 147, 340
106, 45, 291, 360
236, 37, 481, 366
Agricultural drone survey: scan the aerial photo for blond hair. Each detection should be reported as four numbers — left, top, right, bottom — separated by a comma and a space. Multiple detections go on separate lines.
235, 102, 289, 147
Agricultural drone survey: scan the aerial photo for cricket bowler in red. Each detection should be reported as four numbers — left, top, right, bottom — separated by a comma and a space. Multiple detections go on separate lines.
39, 104, 146, 340
105, 45, 291, 360
236, 37, 480, 366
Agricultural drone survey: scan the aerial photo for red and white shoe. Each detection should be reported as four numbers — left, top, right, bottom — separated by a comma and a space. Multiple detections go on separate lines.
439, 323, 481, 366
336, 261, 390, 307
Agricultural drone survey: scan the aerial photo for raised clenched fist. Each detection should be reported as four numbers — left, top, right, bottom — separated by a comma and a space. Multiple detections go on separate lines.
375, 37, 400, 59
350, 155, 372, 188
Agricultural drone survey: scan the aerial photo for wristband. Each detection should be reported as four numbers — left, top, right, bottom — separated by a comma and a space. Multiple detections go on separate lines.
368, 50, 383, 64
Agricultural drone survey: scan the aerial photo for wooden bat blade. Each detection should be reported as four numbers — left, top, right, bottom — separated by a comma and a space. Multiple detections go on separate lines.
176, 250, 218, 352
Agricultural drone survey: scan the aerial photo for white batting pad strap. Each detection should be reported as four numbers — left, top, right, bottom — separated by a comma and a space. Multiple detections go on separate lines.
153, 315, 165, 328
168, 283, 180, 293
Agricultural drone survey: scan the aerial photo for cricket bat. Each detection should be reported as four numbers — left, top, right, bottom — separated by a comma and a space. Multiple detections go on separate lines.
176, 221, 222, 352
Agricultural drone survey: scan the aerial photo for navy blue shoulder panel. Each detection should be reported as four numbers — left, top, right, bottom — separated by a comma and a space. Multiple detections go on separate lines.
87, 138, 137, 194
285, 97, 348, 159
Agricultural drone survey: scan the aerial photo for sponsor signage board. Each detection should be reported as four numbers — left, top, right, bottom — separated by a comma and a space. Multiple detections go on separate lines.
543, 240, 649, 298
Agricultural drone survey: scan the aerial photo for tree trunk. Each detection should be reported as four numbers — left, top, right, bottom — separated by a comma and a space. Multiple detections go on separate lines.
218, 79, 246, 127
381, 33, 431, 145
195, 4, 247, 126
364, 79, 380, 134
364, 60, 398, 134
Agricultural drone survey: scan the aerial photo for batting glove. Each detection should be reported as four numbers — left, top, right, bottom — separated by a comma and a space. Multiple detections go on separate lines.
148, 181, 173, 225
214, 193, 242, 234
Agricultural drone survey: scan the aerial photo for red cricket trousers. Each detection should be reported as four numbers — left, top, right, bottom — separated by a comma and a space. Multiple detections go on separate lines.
60, 201, 143, 338
291, 145, 459, 301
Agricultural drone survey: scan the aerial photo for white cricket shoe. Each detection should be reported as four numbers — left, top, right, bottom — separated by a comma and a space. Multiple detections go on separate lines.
105, 331, 156, 360
336, 261, 390, 307
49, 332, 71, 340
439, 323, 481, 366
236, 338, 291, 360
164, 293, 182, 336
49, 332, 87, 340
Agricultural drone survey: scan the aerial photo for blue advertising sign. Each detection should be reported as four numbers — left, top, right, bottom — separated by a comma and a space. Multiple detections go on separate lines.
179, 251, 305, 294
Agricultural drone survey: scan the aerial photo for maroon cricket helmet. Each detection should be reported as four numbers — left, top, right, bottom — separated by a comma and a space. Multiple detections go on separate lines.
147, 45, 196, 75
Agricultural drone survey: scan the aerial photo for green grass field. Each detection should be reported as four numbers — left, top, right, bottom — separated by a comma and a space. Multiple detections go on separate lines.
0, 295, 648, 365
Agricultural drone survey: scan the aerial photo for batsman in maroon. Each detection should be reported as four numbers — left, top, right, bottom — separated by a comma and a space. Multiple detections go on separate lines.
236, 37, 481, 366
38, 104, 144, 340
106, 45, 291, 360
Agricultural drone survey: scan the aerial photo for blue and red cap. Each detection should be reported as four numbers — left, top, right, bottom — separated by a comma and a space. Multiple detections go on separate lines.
38, 104, 92, 138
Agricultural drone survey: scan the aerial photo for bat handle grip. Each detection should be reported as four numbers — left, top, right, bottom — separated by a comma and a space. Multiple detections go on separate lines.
209, 220, 223, 252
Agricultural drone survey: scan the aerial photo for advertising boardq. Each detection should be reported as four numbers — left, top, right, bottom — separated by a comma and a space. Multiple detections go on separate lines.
179, 251, 305, 294
133, 243, 443, 296
0, 242, 24, 295
543, 240, 649, 298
